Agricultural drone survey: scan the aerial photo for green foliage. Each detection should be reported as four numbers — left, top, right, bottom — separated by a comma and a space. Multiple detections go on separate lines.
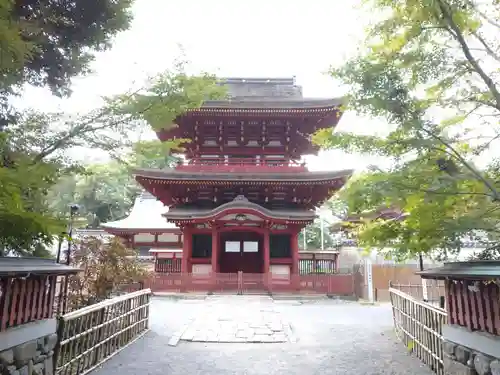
129, 140, 181, 169
315, 0, 500, 260
3, 61, 226, 254
106, 58, 227, 132
0, 134, 64, 256
0, 0, 134, 126
298, 219, 338, 251
1, 0, 133, 92
47, 140, 180, 228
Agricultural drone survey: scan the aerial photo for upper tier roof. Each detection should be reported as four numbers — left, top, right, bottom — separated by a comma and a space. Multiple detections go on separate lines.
101, 191, 179, 232
204, 77, 342, 109
156, 77, 344, 156
220, 77, 303, 99
191, 98, 343, 110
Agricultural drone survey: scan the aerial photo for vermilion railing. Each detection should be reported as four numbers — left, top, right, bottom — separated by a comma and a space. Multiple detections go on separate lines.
154, 259, 182, 273
447, 280, 500, 335
0, 275, 58, 331
175, 157, 307, 172
141, 272, 357, 296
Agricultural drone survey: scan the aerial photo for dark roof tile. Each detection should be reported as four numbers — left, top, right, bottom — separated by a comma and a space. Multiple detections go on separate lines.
0, 257, 79, 277
417, 261, 500, 280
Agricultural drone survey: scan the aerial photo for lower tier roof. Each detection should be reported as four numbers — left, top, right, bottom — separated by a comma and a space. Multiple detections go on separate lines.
165, 195, 315, 224
134, 168, 353, 184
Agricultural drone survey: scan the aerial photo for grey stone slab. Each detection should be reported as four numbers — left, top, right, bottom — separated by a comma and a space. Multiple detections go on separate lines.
13, 341, 37, 367
181, 330, 195, 341
168, 335, 181, 347
253, 335, 276, 343
192, 335, 207, 342
491, 360, 500, 375
273, 335, 288, 343
254, 328, 273, 335
444, 356, 475, 375
235, 329, 254, 339
0, 349, 14, 366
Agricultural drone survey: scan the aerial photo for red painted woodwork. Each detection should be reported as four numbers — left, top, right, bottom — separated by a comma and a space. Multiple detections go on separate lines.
155, 259, 182, 273
133, 97, 350, 279
269, 258, 293, 265
158, 110, 342, 158
191, 258, 211, 264
181, 227, 192, 273
141, 177, 345, 210
263, 231, 270, 274
291, 231, 299, 274
176, 157, 307, 173
142, 272, 356, 296
219, 231, 263, 274
446, 280, 500, 335
211, 227, 219, 272
0, 276, 58, 332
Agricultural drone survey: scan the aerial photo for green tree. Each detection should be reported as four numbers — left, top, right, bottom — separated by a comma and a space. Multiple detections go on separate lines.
2, 62, 226, 255
298, 219, 338, 251
0, 135, 63, 256
46, 62, 226, 230
314, 0, 500, 260
0, 0, 134, 126
47, 140, 180, 229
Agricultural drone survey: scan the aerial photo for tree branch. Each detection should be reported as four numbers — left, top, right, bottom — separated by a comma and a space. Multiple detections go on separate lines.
436, 0, 500, 111
471, 31, 500, 63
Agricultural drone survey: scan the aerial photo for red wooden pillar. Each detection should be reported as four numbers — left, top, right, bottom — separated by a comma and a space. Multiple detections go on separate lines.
263, 228, 270, 274
211, 226, 218, 273
291, 230, 299, 275
181, 226, 192, 273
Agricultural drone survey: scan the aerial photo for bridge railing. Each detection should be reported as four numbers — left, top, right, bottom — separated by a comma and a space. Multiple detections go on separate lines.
389, 282, 447, 375
54, 289, 151, 375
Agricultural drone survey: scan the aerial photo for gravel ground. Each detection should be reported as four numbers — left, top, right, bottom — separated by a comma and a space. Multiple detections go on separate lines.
91, 296, 434, 375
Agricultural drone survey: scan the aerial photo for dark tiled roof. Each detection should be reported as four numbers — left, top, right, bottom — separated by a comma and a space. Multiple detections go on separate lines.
418, 261, 500, 280
198, 98, 343, 109
219, 77, 296, 85
134, 168, 353, 183
0, 257, 79, 277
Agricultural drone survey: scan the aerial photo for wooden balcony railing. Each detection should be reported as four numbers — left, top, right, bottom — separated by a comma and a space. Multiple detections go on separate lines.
175, 157, 307, 172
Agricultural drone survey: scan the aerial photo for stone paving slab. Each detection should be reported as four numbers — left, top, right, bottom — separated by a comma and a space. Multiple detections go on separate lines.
177, 296, 291, 344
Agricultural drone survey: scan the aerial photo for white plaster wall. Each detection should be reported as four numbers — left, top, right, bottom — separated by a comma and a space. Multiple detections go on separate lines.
157, 233, 178, 242
134, 233, 155, 243
192, 264, 211, 275
270, 265, 290, 278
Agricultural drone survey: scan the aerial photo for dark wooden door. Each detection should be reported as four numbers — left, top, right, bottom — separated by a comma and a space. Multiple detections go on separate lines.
219, 231, 263, 274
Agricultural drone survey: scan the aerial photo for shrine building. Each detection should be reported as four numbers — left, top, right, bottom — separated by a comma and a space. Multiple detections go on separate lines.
112, 77, 352, 278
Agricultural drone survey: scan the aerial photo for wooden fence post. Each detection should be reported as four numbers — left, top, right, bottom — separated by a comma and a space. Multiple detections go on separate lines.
365, 256, 374, 303
52, 316, 65, 374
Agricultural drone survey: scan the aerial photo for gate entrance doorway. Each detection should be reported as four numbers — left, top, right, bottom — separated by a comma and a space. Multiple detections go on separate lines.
219, 231, 263, 274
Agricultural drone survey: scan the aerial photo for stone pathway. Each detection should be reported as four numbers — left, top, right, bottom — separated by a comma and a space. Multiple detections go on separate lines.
172, 295, 294, 344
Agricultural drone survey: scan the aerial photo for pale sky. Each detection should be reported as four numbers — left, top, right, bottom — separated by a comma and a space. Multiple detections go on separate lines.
20, 0, 391, 171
